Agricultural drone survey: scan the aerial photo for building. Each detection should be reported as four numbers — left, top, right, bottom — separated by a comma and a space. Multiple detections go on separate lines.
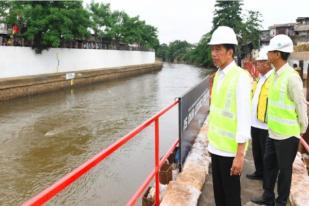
294, 17, 309, 45
297, 17, 309, 25
260, 29, 271, 46
260, 17, 309, 46
0, 23, 8, 35
0, 23, 9, 45
269, 23, 295, 37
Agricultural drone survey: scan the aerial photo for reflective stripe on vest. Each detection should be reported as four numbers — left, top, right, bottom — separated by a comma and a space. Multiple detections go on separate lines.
267, 66, 300, 137
208, 65, 246, 153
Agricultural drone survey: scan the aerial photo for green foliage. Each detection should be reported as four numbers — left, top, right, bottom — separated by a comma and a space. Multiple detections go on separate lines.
0, 1, 159, 53
212, 0, 243, 34
211, 1, 262, 58
184, 33, 213, 66
241, 10, 262, 49
168, 40, 193, 62
156, 40, 193, 63
88, 2, 112, 39
2, 1, 90, 53
156, 34, 212, 67
163, 0, 262, 67
156, 43, 169, 61
87, 2, 159, 49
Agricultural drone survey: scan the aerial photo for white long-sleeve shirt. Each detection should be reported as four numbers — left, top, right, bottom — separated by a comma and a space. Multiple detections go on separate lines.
208, 61, 252, 157
251, 69, 274, 130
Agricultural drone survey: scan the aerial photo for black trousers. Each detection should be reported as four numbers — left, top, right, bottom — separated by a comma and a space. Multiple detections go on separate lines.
211, 153, 241, 206
263, 136, 299, 206
251, 126, 268, 176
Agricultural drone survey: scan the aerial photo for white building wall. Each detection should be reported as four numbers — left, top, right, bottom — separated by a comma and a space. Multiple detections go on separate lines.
0, 23, 8, 34
289, 59, 309, 77
0, 46, 155, 78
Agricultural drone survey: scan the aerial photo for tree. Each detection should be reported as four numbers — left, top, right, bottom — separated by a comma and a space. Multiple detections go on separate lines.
156, 43, 169, 61
184, 33, 213, 66
88, 2, 113, 39
2, 1, 91, 53
156, 40, 192, 63
212, 1, 262, 54
0, 2, 10, 21
242, 10, 262, 49
175, 0, 244, 67
138, 22, 159, 49
0, 1, 159, 53
168, 40, 192, 62
179, 0, 262, 67
212, 0, 243, 34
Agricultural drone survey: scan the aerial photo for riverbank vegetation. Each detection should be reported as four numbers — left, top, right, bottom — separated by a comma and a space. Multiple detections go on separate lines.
0, 1, 159, 53
156, 0, 262, 67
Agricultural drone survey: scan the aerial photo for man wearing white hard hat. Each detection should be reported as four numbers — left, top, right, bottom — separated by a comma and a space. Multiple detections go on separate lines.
252, 34, 308, 206
247, 47, 273, 181
207, 26, 251, 206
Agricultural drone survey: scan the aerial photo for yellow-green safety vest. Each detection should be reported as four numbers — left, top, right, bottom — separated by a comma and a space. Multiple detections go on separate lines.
208, 65, 249, 153
267, 66, 300, 137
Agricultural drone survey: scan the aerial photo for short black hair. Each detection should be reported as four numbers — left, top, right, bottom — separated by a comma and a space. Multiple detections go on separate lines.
274, 51, 290, 61
222, 44, 236, 55
280, 52, 290, 61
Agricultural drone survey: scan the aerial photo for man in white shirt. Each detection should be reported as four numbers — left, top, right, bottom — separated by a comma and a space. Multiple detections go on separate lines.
247, 47, 273, 180
207, 26, 251, 206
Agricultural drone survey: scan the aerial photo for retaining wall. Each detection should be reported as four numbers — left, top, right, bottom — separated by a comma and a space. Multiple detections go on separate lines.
0, 46, 155, 78
0, 63, 162, 101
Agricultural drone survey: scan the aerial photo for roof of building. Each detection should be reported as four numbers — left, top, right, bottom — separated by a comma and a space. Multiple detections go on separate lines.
269, 23, 295, 29
297, 17, 309, 21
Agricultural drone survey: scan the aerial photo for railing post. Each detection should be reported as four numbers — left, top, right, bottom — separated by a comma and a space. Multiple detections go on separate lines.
154, 118, 160, 206
178, 97, 182, 171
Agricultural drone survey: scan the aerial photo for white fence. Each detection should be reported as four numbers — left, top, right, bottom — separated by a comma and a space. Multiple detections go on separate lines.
0, 46, 155, 78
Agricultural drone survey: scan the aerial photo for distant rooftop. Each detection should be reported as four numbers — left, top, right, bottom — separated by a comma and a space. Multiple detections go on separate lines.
297, 17, 309, 21
269, 23, 295, 29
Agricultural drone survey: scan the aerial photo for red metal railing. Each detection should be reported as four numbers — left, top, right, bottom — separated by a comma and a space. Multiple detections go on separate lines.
23, 99, 180, 206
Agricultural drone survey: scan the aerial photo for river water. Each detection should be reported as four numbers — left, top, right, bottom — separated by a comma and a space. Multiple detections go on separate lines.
0, 63, 209, 206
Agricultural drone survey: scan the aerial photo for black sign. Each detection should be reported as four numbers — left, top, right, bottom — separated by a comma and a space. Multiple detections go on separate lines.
178, 76, 210, 168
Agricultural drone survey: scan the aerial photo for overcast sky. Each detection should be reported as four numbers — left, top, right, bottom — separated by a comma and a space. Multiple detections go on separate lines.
85, 0, 309, 44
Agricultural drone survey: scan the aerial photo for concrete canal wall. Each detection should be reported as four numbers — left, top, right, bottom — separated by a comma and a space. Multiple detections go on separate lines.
0, 62, 162, 101
0, 46, 155, 78
0, 46, 161, 101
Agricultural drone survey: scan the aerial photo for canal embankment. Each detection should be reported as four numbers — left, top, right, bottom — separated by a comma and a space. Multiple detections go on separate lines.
0, 46, 161, 101
0, 62, 162, 101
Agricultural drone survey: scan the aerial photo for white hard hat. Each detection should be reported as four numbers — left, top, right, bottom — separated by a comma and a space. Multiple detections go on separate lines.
268, 34, 294, 53
208, 26, 238, 45
256, 46, 269, 61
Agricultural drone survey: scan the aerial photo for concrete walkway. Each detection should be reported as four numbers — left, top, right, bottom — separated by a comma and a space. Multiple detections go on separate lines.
197, 145, 291, 206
